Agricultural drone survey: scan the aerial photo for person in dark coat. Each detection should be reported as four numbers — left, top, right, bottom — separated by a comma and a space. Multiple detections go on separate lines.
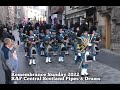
2, 28, 11, 42
8, 30, 15, 41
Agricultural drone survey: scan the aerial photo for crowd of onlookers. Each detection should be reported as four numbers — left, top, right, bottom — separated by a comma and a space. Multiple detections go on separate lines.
0, 22, 16, 42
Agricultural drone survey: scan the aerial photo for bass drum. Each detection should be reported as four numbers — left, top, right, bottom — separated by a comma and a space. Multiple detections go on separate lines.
94, 44, 100, 52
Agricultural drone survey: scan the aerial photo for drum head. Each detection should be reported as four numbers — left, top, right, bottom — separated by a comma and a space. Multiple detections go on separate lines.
87, 55, 93, 60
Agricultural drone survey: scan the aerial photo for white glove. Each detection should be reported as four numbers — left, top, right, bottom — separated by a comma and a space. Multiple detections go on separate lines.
78, 53, 81, 56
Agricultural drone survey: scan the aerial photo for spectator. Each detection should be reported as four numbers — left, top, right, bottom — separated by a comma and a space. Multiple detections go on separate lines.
9, 30, 15, 41
0, 38, 18, 84
2, 28, 11, 42
0, 24, 4, 40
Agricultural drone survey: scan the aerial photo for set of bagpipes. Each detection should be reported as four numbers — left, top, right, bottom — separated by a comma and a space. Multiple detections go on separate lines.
60, 29, 75, 51
43, 34, 55, 55
57, 34, 71, 54
22, 32, 39, 57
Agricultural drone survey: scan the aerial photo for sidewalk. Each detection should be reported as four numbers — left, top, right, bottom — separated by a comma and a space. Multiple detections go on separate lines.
96, 49, 120, 71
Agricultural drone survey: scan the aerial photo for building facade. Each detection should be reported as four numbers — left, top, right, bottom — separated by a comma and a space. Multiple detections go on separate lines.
48, 6, 64, 25
97, 6, 120, 53
65, 6, 97, 29
64, 6, 120, 53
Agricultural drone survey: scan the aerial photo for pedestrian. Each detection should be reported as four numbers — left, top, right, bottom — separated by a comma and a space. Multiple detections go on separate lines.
2, 28, 11, 42
8, 30, 15, 41
0, 38, 18, 84
10, 40, 19, 73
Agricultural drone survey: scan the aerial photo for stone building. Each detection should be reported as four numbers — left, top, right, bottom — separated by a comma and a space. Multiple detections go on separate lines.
65, 6, 97, 29
0, 6, 15, 25
97, 6, 120, 53
64, 6, 120, 53
48, 6, 64, 25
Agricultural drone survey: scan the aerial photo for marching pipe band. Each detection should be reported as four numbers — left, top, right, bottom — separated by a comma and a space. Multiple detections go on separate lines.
19, 22, 101, 76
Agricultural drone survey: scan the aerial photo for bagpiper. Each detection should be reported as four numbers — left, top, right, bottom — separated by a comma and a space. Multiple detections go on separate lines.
43, 24, 53, 63
50, 28, 58, 56
56, 24, 66, 62
22, 26, 29, 57
27, 30, 38, 65
39, 27, 45, 56
63, 28, 70, 55
70, 22, 81, 62
33, 26, 40, 55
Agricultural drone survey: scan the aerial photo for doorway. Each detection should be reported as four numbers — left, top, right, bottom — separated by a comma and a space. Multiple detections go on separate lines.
101, 14, 111, 49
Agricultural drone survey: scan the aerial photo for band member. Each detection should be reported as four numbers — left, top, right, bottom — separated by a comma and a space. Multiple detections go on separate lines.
72, 22, 81, 62
50, 29, 58, 56
27, 30, 38, 65
63, 28, 70, 55
33, 27, 40, 55
77, 29, 92, 76
22, 30, 29, 57
39, 29, 45, 56
64, 35, 70, 55
75, 30, 83, 64
89, 26, 101, 61
43, 24, 52, 63
56, 24, 66, 62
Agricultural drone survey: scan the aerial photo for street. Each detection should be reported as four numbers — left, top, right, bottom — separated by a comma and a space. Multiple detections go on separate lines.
0, 30, 120, 84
